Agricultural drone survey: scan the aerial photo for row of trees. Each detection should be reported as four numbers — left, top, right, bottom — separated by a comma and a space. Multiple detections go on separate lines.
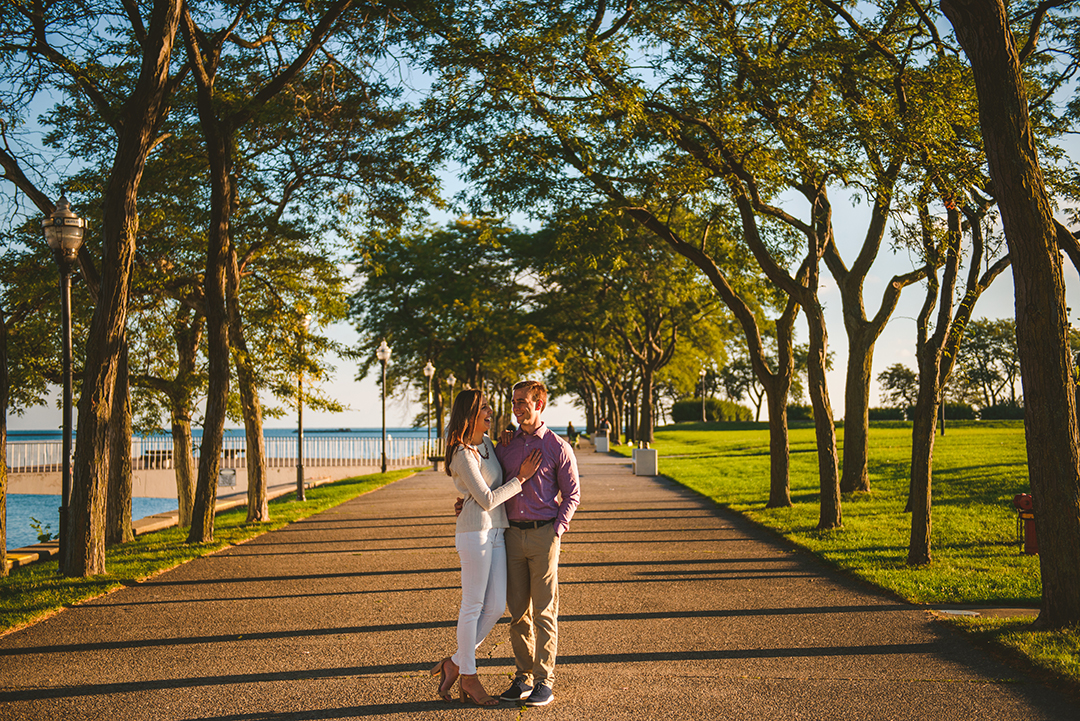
0, 1, 437, 576
388, 0, 1080, 625
1, 1, 1077, 628
351, 210, 739, 443
399, 0, 1072, 539
878, 317, 1022, 413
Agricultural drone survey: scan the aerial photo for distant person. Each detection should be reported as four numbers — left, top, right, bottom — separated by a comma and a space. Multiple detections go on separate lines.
566, 421, 576, 441
495, 380, 581, 707
598, 416, 611, 441
431, 390, 541, 706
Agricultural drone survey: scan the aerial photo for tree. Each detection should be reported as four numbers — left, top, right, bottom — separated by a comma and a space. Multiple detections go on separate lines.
179, 0, 370, 542
877, 363, 919, 411
128, 300, 205, 526
940, 0, 1080, 627
955, 318, 1021, 408
530, 208, 728, 444
904, 191, 1009, 566
803, 0, 953, 494
720, 357, 765, 421
350, 218, 555, 434
0, 0, 186, 575
414, 0, 969, 523
105, 45, 379, 526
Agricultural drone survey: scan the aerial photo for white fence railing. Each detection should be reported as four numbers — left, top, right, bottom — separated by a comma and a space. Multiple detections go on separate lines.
5, 435, 443, 474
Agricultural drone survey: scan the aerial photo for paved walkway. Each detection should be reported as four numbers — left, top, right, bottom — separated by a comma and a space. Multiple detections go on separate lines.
0, 448, 1074, 720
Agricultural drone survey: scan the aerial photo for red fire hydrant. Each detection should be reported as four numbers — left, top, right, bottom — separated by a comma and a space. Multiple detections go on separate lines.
1012, 493, 1038, 555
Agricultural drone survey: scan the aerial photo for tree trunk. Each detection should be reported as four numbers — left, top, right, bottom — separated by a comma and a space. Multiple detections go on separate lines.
188, 229, 228, 542
183, 34, 232, 541
764, 380, 792, 508
171, 307, 201, 527
171, 403, 196, 527
187, 131, 231, 543
67, 0, 182, 576
601, 380, 621, 446
907, 344, 941, 566
580, 381, 596, 434
106, 340, 133, 546
227, 247, 269, 523
840, 327, 875, 493
638, 366, 655, 444
762, 298, 800, 509
69, 296, 120, 575
804, 302, 842, 530
942, 0, 1080, 627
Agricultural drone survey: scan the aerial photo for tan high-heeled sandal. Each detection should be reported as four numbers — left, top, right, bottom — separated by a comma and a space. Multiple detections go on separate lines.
429, 657, 459, 701
459, 673, 498, 706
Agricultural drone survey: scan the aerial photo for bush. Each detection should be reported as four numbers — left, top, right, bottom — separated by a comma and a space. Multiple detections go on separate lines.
869, 406, 905, 421
942, 402, 976, 420
671, 398, 753, 423
787, 404, 813, 421
981, 401, 1024, 420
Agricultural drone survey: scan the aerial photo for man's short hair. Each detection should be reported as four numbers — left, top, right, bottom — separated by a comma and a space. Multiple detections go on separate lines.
513, 379, 548, 407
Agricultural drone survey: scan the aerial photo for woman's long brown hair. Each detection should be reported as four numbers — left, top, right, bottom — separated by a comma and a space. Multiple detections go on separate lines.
444, 389, 483, 476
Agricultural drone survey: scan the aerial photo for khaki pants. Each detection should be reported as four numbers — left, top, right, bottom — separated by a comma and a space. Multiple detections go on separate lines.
505, 523, 560, 686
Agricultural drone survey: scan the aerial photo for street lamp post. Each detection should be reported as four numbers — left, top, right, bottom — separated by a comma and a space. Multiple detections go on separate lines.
42, 194, 86, 574
296, 314, 311, 501
376, 340, 392, 473
423, 361, 435, 456
700, 367, 707, 423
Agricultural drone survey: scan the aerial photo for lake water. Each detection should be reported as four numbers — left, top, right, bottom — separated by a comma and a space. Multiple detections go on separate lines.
6, 495, 180, 551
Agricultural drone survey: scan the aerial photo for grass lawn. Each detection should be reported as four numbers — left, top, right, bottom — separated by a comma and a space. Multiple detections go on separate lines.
0, 469, 415, 634
614, 420, 1080, 690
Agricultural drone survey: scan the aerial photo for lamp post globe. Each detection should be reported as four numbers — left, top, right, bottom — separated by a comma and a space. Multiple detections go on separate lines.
376, 340, 392, 473
42, 194, 87, 575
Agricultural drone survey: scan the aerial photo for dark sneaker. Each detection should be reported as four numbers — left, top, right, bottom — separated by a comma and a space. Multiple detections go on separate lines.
524, 684, 554, 707
499, 678, 532, 702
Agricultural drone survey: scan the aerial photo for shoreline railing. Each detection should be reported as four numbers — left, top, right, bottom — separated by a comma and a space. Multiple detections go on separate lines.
5, 435, 444, 474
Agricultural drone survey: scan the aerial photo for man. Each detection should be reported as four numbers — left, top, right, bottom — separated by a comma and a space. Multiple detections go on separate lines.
495, 379, 580, 707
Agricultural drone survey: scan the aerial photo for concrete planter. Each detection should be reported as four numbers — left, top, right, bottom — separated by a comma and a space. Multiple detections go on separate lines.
632, 448, 658, 476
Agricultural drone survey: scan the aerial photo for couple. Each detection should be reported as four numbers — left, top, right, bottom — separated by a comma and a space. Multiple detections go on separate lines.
431, 380, 581, 707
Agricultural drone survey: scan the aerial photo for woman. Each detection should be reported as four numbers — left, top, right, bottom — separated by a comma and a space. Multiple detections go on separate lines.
430, 389, 541, 705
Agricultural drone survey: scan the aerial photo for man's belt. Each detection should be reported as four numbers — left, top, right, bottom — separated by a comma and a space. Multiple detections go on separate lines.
508, 518, 555, 529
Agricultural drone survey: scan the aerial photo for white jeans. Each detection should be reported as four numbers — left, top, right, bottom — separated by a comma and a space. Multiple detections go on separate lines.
453, 527, 507, 675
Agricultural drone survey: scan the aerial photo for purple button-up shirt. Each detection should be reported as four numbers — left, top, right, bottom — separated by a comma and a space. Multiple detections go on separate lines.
496, 422, 580, 537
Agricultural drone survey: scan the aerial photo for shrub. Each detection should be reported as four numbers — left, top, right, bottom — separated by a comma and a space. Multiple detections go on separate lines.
981, 401, 1024, 420
671, 398, 753, 422
869, 406, 905, 421
787, 404, 813, 421
942, 402, 976, 420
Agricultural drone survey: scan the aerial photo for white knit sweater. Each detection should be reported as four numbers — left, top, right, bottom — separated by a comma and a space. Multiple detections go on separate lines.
450, 435, 523, 533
